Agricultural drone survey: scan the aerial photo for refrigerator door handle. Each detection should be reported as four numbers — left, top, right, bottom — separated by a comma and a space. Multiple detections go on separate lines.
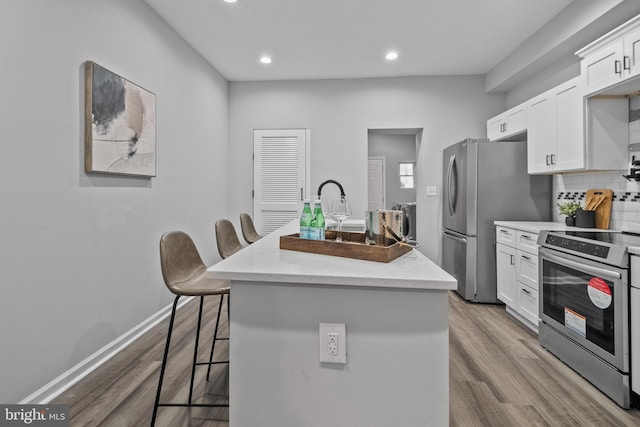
447, 154, 457, 216
444, 230, 467, 244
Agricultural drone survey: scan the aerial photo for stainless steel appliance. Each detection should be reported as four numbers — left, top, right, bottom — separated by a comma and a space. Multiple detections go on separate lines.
442, 138, 551, 303
392, 202, 416, 241
365, 209, 404, 245
538, 230, 640, 408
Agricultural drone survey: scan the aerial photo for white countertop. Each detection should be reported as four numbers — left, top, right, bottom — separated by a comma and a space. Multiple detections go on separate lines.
494, 221, 620, 234
207, 220, 456, 290
495, 221, 640, 255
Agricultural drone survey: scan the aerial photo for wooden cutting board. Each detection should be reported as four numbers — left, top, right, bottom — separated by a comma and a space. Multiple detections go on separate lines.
585, 189, 613, 229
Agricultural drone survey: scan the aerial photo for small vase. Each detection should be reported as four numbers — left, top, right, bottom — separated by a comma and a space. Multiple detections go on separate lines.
565, 216, 575, 226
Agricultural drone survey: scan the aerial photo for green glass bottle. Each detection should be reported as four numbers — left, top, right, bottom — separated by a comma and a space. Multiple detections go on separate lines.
311, 198, 325, 240
299, 200, 313, 239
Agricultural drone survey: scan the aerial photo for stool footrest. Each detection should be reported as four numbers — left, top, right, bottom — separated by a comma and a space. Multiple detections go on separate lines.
157, 402, 229, 408
196, 360, 229, 366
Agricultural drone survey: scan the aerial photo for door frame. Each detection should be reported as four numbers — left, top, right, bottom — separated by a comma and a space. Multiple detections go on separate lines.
367, 156, 386, 210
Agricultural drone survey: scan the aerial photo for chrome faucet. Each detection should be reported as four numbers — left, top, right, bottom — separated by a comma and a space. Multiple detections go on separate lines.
317, 179, 345, 198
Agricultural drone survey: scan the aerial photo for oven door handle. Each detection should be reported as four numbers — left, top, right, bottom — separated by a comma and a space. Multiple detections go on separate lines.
541, 251, 622, 280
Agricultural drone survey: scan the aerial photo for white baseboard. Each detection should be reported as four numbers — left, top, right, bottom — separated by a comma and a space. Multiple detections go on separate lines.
19, 297, 193, 404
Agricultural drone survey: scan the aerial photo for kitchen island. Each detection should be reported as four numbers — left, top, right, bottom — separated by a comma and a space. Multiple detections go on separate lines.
207, 220, 456, 427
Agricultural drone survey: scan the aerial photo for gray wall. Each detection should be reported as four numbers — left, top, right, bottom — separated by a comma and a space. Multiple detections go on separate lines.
368, 132, 417, 209
0, 0, 229, 402
229, 76, 505, 262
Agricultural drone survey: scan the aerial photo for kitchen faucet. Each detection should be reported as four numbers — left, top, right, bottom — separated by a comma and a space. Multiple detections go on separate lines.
316, 179, 345, 198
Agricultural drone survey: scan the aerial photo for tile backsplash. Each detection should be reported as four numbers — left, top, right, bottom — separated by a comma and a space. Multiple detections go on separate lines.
554, 172, 640, 232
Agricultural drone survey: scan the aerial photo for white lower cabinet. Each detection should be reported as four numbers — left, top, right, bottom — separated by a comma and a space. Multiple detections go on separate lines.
495, 226, 540, 333
516, 282, 539, 326
631, 255, 639, 394
496, 243, 516, 308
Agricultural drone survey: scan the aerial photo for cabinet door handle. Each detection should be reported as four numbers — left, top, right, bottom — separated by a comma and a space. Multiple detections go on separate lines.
546, 155, 550, 165
521, 235, 531, 240
510, 255, 515, 265
522, 288, 531, 295
550, 154, 556, 165
624, 56, 631, 71
521, 255, 531, 261
615, 59, 622, 74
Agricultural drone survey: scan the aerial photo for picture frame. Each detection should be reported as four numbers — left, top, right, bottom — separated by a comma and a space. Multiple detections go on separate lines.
84, 61, 156, 177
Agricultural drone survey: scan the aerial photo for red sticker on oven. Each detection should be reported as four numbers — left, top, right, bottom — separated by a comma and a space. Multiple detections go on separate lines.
588, 277, 612, 309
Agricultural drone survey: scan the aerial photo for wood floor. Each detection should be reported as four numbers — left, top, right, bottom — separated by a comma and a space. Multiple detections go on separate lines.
52, 292, 640, 426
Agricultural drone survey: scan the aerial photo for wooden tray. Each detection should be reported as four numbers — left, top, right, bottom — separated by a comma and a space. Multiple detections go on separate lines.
279, 231, 413, 263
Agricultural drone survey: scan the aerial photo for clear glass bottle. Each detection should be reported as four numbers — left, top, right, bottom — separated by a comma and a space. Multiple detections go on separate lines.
299, 200, 313, 239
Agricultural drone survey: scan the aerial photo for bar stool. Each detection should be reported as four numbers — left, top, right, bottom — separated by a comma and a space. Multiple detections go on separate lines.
239, 213, 263, 244
215, 219, 244, 259
151, 231, 230, 426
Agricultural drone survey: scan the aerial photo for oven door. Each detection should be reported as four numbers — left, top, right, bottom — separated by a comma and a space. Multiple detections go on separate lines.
539, 247, 629, 371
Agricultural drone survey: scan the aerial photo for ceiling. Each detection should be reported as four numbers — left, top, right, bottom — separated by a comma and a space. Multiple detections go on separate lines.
144, 0, 575, 83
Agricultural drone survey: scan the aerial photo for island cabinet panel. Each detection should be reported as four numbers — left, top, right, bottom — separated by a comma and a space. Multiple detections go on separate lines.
207, 220, 456, 427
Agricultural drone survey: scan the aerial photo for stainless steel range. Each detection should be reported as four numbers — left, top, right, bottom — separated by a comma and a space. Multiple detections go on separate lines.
538, 230, 640, 408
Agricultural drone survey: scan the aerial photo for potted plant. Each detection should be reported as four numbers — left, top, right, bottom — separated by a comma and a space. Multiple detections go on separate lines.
558, 201, 581, 226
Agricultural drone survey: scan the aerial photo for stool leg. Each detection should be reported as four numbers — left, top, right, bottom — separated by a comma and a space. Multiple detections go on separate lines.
151, 295, 180, 427
189, 296, 206, 405
206, 294, 224, 381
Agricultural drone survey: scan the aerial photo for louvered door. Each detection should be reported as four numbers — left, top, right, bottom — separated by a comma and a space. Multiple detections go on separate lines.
253, 129, 309, 235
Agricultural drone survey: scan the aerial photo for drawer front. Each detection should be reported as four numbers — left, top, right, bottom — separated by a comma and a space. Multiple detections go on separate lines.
516, 231, 539, 255
516, 249, 538, 289
517, 282, 539, 327
496, 226, 516, 246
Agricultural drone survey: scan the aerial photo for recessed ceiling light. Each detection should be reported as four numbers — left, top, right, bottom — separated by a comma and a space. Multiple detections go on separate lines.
224, 0, 237, 3
260, 56, 272, 64
385, 51, 399, 61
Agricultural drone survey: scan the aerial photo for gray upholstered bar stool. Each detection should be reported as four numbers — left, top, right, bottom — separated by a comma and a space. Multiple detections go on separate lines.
239, 213, 263, 244
151, 231, 230, 426
215, 219, 244, 259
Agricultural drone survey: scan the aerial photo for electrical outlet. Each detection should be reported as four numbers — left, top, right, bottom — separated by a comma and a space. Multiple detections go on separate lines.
319, 323, 346, 364
328, 332, 338, 355
427, 186, 437, 196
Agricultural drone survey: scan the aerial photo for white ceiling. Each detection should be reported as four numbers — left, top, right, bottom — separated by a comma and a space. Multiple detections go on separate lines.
144, 0, 575, 82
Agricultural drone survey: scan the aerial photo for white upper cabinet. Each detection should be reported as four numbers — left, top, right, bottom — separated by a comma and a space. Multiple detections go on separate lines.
577, 14, 640, 96
527, 77, 585, 174
527, 75, 628, 174
487, 104, 527, 141
624, 27, 640, 80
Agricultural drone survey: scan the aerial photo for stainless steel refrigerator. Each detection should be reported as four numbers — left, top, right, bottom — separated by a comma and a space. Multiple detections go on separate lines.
441, 138, 551, 303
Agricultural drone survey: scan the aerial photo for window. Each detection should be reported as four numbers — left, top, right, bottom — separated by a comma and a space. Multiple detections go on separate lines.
399, 162, 415, 189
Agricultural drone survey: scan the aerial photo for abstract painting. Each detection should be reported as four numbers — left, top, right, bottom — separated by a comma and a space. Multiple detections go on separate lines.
85, 61, 156, 177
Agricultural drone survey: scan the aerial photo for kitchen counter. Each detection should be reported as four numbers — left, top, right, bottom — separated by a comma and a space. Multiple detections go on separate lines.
493, 220, 620, 234
207, 220, 455, 426
209, 220, 455, 290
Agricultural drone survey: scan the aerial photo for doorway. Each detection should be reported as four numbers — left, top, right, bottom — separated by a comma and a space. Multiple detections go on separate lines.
367, 128, 421, 239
